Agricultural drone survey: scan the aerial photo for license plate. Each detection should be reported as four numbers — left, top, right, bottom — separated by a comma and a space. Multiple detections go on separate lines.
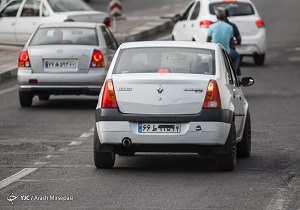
138, 123, 181, 133
44, 60, 76, 69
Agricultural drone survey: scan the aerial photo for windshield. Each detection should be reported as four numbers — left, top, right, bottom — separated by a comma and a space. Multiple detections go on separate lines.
114, 47, 215, 75
29, 27, 98, 46
48, 0, 93, 12
209, 2, 255, 16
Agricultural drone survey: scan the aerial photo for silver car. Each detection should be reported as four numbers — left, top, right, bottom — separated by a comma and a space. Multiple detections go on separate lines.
17, 22, 118, 107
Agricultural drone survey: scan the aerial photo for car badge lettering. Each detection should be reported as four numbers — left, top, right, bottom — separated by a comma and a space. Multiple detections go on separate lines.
118, 87, 132, 91
183, 88, 203, 93
57, 50, 63, 54
157, 85, 163, 94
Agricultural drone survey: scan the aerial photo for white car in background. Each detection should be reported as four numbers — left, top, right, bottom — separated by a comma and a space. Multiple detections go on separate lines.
17, 22, 118, 107
93, 41, 254, 171
0, 0, 110, 45
172, 0, 266, 65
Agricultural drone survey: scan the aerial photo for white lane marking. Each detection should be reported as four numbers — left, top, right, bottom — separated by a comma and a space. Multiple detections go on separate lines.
0, 85, 18, 96
80, 132, 93, 138
46, 155, 60, 159
0, 168, 37, 190
294, 47, 300, 51
266, 188, 288, 210
288, 57, 300, 62
69, 141, 82, 146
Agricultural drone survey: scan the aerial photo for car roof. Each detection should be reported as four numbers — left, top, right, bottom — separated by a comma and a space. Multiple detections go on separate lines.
38, 22, 105, 29
120, 41, 218, 50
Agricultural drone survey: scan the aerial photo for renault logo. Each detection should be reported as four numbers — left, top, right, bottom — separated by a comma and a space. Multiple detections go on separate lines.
57, 50, 63, 54
157, 85, 163, 94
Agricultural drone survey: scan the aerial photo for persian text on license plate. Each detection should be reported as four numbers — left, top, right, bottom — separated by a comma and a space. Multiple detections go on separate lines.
138, 123, 181, 133
44, 60, 76, 69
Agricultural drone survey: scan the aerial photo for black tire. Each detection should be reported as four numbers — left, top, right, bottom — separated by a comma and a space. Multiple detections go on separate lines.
217, 124, 237, 171
38, 94, 50, 101
19, 92, 33, 107
93, 127, 115, 169
171, 35, 175, 41
237, 112, 251, 158
254, 53, 265, 65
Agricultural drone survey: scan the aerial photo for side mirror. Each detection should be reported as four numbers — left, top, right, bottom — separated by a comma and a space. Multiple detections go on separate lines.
172, 14, 181, 23
240, 77, 254, 87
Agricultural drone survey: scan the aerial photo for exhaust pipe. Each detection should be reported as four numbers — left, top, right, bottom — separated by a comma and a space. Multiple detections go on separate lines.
122, 138, 132, 147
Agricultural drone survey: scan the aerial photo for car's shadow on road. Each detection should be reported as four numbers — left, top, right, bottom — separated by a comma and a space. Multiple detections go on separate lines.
112, 153, 221, 173
28, 97, 98, 110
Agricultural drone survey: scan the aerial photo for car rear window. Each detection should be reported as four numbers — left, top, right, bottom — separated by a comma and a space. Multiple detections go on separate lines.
209, 2, 255, 16
29, 27, 99, 46
48, 0, 93, 12
114, 47, 215, 75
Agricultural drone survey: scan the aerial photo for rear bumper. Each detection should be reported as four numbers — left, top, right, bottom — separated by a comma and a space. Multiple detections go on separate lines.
18, 68, 106, 95
95, 108, 234, 146
236, 29, 267, 55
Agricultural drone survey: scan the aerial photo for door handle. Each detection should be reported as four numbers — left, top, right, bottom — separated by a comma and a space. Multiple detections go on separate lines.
191, 24, 194, 27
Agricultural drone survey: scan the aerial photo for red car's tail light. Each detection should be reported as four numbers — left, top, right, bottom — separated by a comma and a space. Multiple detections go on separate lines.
200, 20, 213, 28
101, 79, 118, 108
18, 50, 31, 67
91, 50, 105, 67
256, 19, 265, 28
203, 80, 221, 109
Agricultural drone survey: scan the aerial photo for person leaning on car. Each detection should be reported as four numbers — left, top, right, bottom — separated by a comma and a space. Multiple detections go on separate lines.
224, 8, 242, 76
206, 7, 240, 76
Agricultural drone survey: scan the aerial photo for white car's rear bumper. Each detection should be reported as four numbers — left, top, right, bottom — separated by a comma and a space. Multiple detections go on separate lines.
96, 121, 231, 145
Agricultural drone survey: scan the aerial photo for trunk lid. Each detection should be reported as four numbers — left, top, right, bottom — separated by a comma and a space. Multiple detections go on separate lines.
112, 74, 214, 115
28, 46, 95, 73
229, 16, 260, 36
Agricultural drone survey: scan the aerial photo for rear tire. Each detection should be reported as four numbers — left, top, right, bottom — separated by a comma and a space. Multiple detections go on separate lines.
217, 124, 237, 171
19, 92, 33, 107
93, 126, 115, 169
254, 53, 265, 65
237, 112, 251, 157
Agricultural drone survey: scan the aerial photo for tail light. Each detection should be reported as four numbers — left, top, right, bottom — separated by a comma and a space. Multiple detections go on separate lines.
18, 50, 31, 67
157, 68, 170, 73
256, 19, 265, 28
203, 80, 221, 109
101, 79, 118, 108
90, 50, 105, 67
200, 20, 213, 28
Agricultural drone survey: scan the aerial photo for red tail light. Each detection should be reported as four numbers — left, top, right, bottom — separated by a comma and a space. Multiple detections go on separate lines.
203, 80, 221, 109
256, 19, 265, 27
101, 79, 118, 108
91, 50, 105, 67
200, 20, 213, 28
18, 50, 31, 67
157, 68, 170, 73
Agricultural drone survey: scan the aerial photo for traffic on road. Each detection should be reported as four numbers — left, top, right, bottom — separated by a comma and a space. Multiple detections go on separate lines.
0, 0, 300, 209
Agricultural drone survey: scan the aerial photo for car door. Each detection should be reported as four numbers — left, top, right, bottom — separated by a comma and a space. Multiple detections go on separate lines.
184, 1, 200, 41
173, 1, 195, 40
0, 0, 22, 44
14, 0, 42, 45
221, 49, 245, 139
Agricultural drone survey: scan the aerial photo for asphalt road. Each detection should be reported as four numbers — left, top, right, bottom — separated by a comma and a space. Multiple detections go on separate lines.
0, 0, 300, 209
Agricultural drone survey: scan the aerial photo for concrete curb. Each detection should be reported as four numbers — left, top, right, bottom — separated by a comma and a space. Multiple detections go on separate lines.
0, 17, 175, 83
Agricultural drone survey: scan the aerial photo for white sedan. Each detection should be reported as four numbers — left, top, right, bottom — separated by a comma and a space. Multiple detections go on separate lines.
172, 0, 266, 65
0, 0, 110, 45
94, 41, 254, 171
